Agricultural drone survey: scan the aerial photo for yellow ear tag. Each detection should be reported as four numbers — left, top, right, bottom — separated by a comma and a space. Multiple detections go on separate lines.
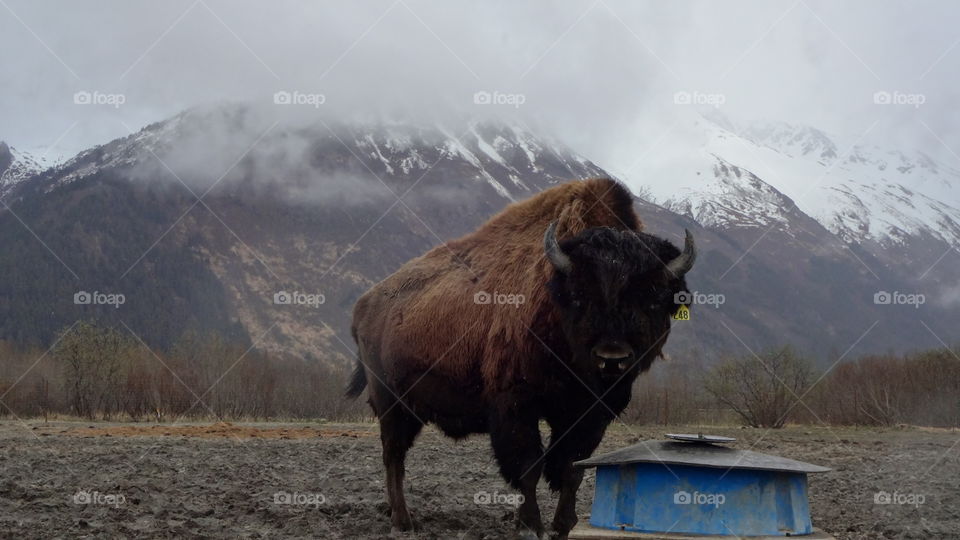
672, 304, 690, 321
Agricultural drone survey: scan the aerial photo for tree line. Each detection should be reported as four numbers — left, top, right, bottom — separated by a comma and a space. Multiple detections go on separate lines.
624, 345, 960, 428
0, 322, 956, 427
0, 322, 366, 421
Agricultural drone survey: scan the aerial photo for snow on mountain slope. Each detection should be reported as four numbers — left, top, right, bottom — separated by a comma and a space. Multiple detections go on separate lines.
736, 120, 960, 246
633, 114, 960, 247
42, 105, 601, 203
660, 155, 795, 230
0, 142, 53, 196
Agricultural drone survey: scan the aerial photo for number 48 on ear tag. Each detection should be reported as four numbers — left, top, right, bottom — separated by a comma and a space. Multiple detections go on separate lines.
672, 305, 690, 321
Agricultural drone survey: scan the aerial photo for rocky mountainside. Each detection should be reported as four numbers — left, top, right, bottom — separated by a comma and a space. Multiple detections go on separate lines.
1, 104, 956, 367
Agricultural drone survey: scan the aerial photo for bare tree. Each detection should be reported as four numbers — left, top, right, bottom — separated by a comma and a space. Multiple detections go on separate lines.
703, 346, 814, 428
55, 322, 129, 419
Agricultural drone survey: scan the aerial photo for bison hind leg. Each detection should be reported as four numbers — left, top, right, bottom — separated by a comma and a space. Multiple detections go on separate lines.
377, 397, 424, 532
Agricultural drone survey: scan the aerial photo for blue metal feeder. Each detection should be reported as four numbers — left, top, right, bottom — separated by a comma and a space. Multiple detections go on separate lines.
570, 435, 833, 539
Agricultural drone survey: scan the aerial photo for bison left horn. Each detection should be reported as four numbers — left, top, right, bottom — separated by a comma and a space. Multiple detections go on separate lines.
665, 229, 696, 278
544, 221, 572, 274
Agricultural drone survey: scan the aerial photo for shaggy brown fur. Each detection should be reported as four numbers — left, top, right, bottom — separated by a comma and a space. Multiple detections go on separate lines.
351, 177, 640, 395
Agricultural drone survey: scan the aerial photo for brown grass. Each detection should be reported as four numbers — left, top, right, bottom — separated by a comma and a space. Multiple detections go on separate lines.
63, 421, 376, 439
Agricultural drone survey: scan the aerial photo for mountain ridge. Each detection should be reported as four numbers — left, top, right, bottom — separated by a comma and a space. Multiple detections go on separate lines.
1, 103, 957, 367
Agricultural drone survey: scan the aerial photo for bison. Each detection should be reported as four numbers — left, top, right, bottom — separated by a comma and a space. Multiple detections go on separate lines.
346, 178, 695, 539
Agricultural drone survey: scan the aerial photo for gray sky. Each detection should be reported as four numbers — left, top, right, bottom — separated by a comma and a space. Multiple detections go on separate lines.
2, 0, 959, 172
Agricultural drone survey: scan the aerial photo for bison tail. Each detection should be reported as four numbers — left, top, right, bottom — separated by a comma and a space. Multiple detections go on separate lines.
344, 360, 367, 399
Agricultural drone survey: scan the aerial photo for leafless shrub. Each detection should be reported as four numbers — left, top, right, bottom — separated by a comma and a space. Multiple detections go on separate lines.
703, 346, 814, 428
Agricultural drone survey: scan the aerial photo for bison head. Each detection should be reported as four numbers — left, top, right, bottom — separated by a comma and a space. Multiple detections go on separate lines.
544, 222, 695, 384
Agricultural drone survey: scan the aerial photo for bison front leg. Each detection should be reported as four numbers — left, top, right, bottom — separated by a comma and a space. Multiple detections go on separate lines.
544, 420, 607, 539
490, 409, 545, 539
549, 464, 584, 539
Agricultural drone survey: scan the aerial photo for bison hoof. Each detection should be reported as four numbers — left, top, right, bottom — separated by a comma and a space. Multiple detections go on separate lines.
516, 529, 545, 540
550, 519, 576, 539
390, 511, 415, 533
391, 524, 415, 535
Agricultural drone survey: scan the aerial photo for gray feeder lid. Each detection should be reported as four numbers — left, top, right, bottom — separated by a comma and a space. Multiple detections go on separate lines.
666, 433, 736, 443
575, 440, 831, 474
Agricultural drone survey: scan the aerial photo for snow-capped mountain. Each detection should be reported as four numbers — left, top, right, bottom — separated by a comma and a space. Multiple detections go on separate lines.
637, 114, 960, 248
1, 104, 605, 362
0, 142, 53, 198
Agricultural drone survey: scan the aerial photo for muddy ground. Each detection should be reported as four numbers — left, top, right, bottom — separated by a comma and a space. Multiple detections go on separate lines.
0, 420, 957, 539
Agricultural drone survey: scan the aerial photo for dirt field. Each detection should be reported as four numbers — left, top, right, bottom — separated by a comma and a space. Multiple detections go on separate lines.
0, 420, 957, 539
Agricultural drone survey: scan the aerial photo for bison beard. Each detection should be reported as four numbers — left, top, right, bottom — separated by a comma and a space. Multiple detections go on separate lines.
347, 178, 694, 539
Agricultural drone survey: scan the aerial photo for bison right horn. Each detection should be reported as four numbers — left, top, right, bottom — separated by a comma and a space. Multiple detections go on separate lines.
665, 229, 696, 278
544, 221, 572, 274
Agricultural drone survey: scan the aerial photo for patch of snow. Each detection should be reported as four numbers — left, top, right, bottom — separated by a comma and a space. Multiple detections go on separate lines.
360, 134, 395, 175
509, 125, 542, 173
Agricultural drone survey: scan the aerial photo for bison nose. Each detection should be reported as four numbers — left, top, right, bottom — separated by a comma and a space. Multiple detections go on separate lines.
592, 343, 633, 372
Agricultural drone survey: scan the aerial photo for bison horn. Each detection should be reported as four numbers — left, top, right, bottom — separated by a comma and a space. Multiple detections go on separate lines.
665, 229, 696, 278
544, 221, 572, 274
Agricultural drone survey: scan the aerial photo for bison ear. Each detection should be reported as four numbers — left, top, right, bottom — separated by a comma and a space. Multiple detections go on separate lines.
544, 221, 572, 274
665, 229, 696, 278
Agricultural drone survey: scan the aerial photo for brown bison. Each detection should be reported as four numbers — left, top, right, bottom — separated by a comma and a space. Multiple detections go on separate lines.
347, 178, 695, 539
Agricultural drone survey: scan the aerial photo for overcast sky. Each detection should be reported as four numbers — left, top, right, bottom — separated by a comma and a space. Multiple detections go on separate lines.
2, 0, 959, 174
